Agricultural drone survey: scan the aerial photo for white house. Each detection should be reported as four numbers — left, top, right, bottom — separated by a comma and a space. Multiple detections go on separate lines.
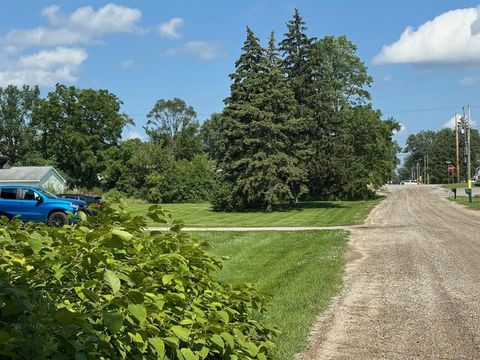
0, 154, 66, 192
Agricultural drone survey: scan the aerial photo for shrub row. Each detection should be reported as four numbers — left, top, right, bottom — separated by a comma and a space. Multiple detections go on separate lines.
0, 203, 278, 359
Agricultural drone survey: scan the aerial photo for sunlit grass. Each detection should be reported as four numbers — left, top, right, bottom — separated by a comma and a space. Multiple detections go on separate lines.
127, 198, 382, 227
192, 231, 347, 360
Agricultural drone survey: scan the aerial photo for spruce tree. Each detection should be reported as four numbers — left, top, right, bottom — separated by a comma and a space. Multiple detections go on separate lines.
279, 8, 314, 105
217, 29, 304, 211
302, 36, 373, 198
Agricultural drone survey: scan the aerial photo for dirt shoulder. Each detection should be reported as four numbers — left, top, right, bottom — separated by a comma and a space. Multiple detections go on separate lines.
297, 185, 480, 359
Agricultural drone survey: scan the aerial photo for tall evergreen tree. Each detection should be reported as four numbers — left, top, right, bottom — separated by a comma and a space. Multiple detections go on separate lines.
303, 36, 373, 198
279, 9, 314, 105
216, 29, 304, 211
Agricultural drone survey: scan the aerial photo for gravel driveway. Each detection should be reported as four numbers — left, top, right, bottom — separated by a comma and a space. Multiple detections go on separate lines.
297, 185, 480, 359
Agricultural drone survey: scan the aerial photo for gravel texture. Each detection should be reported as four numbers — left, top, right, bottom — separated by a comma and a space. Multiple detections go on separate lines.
297, 185, 480, 360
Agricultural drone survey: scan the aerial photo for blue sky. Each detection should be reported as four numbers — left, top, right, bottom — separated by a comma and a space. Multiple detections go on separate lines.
1, 1, 480, 154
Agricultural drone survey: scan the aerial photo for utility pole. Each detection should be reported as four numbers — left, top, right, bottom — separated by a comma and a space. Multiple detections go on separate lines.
423, 155, 426, 184
468, 105, 472, 185
455, 113, 460, 183
426, 153, 429, 184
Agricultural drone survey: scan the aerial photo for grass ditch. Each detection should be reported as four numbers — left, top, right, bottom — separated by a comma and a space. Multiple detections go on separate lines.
192, 231, 348, 360
127, 198, 382, 227
448, 195, 480, 210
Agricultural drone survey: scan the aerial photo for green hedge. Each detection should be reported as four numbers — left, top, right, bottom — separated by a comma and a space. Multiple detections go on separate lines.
0, 203, 278, 359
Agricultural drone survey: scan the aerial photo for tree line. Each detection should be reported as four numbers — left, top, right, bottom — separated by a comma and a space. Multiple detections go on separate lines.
0, 10, 400, 210
209, 10, 399, 210
399, 127, 480, 184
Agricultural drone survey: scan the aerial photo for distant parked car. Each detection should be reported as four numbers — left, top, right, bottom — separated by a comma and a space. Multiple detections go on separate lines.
0, 186, 87, 227
57, 194, 103, 214
403, 180, 418, 185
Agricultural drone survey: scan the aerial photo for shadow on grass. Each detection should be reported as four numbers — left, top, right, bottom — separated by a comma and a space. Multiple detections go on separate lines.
208, 201, 346, 214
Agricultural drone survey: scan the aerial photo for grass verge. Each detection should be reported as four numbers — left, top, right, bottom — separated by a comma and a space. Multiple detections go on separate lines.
448, 196, 480, 210
192, 231, 348, 360
127, 198, 382, 227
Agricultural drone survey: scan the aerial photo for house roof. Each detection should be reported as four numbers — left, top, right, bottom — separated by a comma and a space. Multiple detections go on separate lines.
0, 166, 64, 182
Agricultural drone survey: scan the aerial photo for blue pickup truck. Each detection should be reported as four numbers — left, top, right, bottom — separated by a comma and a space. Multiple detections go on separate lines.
0, 186, 87, 227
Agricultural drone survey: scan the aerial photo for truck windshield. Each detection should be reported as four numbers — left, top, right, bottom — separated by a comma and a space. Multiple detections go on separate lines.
37, 188, 58, 199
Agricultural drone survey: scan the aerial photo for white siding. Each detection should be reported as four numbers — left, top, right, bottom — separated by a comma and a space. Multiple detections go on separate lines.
39, 170, 65, 193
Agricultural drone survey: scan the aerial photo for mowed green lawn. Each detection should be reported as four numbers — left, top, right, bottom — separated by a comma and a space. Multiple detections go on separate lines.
127, 198, 382, 227
191, 231, 347, 360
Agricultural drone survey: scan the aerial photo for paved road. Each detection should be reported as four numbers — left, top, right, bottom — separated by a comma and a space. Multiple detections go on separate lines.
297, 185, 480, 360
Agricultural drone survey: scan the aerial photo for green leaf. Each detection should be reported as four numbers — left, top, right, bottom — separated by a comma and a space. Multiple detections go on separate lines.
171, 325, 190, 341
245, 342, 258, 357
217, 310, 229, 324
128, 332, 144, 343
28, 237, 42, 254
112, 228, 133, 241
128, 304, 147, 326
162, 274, 174, 285
221, 332, 235, 349
164, 336, 179, 347
149, 337, 165, 356
211, 334, 224, 349
55, 308, 76, 325
180, 348, 199, 360
257, 352, 267, 360
78, 211, 87, 222
103, 312, 123, 333
199, 347, 209, 359
104, 270, 121, 296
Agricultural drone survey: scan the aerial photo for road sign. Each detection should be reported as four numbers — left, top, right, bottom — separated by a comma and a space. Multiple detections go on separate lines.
448, 164, 454, 173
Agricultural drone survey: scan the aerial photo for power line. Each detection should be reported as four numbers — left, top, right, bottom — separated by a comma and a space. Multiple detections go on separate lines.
382, 105, 461, 115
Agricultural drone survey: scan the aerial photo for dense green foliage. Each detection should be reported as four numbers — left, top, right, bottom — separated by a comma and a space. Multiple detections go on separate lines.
101, 140, 215, 203
399, 128, 480, 183
211, 10, 400, 210
194, 231, 347, 360
213, 30, 306, 211
0, 89, 214, 203
0, 9, 399, 209
32, 84, 133, 188
0, 85, 40, 165
145, 98, 203, 161
0, 205, 278, 359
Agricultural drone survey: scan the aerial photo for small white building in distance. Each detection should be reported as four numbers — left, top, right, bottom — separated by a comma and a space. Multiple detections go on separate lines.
0, 154, 66, 193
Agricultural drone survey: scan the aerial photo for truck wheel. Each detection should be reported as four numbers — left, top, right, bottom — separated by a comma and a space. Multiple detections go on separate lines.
48, 212, 68, 227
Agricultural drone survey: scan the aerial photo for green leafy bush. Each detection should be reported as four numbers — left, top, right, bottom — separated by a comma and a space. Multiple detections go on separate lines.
0, 203, 278, 359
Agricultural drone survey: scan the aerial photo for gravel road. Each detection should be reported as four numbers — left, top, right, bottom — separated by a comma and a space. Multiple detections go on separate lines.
297, 185, 480, 360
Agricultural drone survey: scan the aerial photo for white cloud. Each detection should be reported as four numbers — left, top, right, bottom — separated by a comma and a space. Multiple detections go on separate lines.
68, 4, 141, 34
158, 17, 184, 38
0, 47, 87, 87
382, 74, 392, 82
125, 130, 144, 140
165, 41, 225, 60
0, 4, 142, 47
459, 76, 480, 86
20, 47, 87, 69
41, 5, 61, 25
443, 114, 476, 128
374, 6, 480, 65
394, 122, 406, 135
121, 59, 135, 68
0, 4, 143, 87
